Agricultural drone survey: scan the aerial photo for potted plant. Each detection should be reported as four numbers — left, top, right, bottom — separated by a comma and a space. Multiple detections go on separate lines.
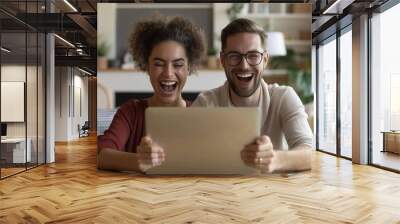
226, 3, 245, 21
269, 49, 314, 128
269, 49, 312, 102
207, 47, 218, 69
97, 40, 110, 70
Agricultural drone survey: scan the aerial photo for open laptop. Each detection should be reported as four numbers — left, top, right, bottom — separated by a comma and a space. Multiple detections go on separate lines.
145, 107, 261, 175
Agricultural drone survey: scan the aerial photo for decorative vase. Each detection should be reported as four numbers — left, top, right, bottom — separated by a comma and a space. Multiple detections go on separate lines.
207, 56, 218, 69
97, 57, 108, 70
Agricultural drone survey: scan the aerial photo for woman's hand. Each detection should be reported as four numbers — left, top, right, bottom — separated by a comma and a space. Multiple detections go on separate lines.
137, 136, 165, 172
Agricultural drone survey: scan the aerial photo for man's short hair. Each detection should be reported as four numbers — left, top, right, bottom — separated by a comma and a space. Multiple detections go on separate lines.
221, 18, 266, 51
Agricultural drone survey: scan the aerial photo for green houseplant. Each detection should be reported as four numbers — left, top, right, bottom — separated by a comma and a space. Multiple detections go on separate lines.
269, 49, 313, 105
269, 49, 314, 129
207, 47, 219, 69
97, 41, 109, 57
226, 3, 245, 21
97, 40, 110, 70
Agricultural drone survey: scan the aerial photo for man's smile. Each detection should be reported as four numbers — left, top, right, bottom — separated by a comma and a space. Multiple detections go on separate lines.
235, 72, 254, 83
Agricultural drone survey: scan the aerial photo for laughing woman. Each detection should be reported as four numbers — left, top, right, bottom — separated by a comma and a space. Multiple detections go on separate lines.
97, 16, 206, 172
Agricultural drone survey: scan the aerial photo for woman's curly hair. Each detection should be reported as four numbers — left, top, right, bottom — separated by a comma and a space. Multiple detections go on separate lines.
129, 15, 206, 74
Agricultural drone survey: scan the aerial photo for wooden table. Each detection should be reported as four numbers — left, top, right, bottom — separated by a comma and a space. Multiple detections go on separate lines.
1, 136, 400, 223
382, 131, 400, 154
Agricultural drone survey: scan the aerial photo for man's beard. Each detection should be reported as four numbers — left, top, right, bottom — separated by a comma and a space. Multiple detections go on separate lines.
226, 71, 262, 97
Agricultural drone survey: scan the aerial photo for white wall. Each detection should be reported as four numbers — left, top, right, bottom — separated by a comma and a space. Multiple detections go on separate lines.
55, 67, 89, 141
98, 3, 117, 59
72, 74, 89, 138
1, 65, 26, 82
55, 67, 69, 141
213, 4, 231, 50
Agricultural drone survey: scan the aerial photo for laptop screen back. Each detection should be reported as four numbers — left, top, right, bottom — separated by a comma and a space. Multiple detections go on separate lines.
145, 107, 261, 175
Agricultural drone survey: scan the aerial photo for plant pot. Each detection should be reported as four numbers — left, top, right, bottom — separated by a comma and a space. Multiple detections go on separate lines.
97, 57, 108, 70
207, 56, 218, 69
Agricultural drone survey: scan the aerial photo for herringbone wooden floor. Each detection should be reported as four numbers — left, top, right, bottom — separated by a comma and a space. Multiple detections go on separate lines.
1, 136, 400, 224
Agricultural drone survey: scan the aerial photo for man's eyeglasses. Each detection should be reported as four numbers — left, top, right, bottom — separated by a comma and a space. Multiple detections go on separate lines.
223, 51, 265, 67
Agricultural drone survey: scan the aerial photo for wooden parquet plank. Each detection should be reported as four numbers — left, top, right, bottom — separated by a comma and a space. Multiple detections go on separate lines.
1, 135, 400, 223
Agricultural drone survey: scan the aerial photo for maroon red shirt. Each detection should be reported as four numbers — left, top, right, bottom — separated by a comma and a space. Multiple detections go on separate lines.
98, 99, 148, 153
98, 99, 191, 153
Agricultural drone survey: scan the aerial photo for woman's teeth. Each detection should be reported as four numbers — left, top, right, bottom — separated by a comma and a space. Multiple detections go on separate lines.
160, 81, 178, 92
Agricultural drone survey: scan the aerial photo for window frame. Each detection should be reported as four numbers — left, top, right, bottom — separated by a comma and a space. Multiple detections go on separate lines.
315, 19, 353, 161
368, 0, 400, 173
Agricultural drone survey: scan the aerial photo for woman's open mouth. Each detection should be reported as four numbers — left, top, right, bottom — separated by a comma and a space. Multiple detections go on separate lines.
159, 81, 178, 93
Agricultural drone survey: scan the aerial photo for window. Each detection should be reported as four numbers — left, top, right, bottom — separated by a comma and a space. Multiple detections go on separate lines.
371, 2, 400, 171
0, 1, 47, 179
339, 28, 352, 158
317, 36, 337, 154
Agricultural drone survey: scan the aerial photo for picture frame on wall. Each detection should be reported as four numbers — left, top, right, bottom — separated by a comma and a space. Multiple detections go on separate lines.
1, 81, 25, 123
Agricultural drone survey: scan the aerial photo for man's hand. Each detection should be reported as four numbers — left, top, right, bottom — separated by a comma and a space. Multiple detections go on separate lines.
137, 136, 165, 172
241, 135, 278, 173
